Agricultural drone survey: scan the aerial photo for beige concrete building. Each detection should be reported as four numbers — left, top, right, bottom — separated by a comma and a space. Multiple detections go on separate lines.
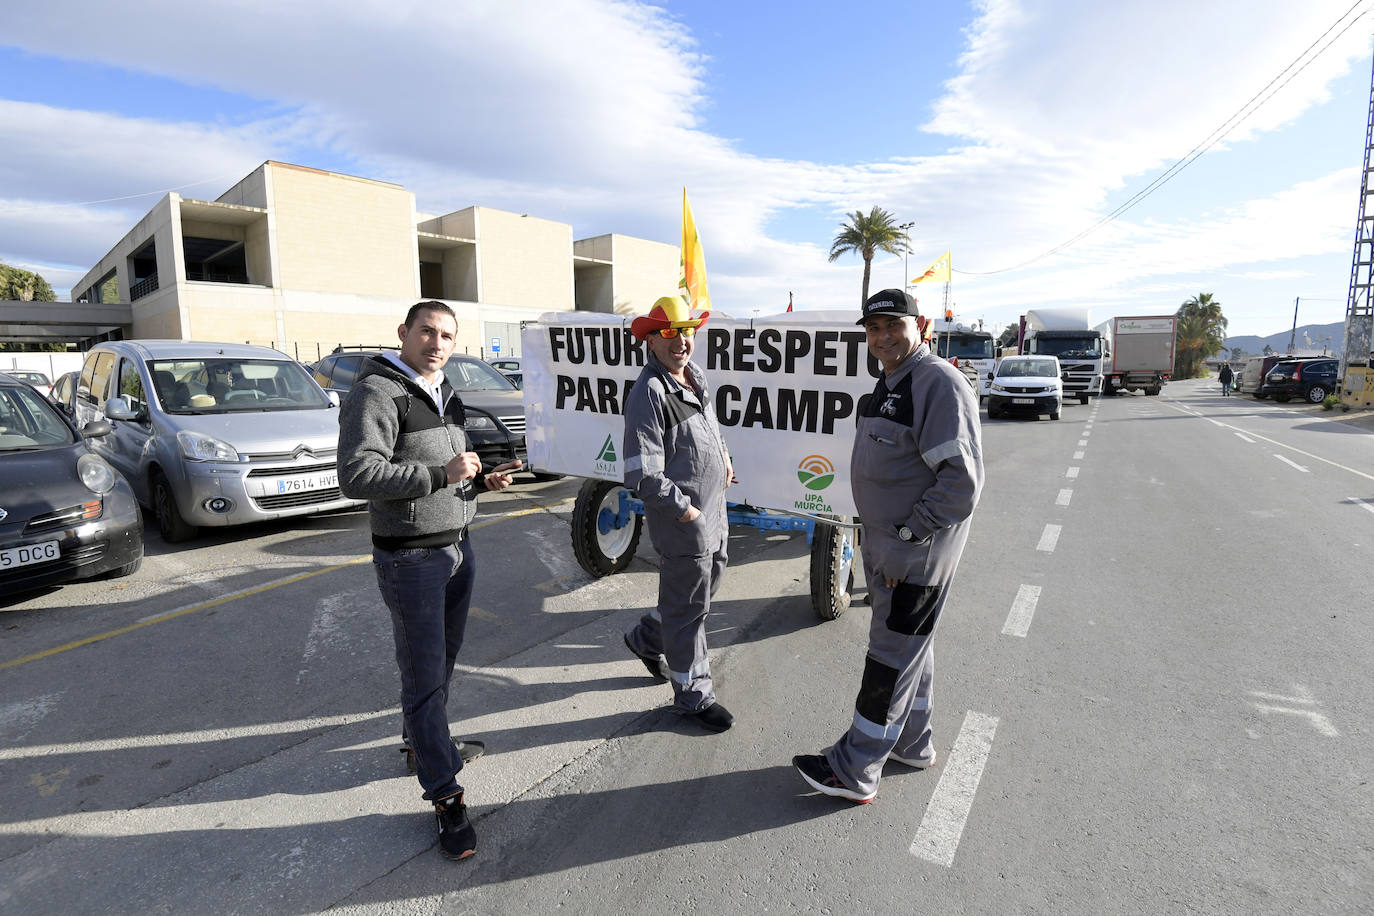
71, 161, 679, 359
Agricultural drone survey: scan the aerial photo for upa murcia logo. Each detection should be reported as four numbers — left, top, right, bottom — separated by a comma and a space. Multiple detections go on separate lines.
795, 454, 836, 514
594, 434, 618, 475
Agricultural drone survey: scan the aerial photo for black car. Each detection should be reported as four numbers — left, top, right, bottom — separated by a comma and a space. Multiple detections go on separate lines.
1260, 357, 1339, 403
0, 372, 143, 595
312, 348, 529, 473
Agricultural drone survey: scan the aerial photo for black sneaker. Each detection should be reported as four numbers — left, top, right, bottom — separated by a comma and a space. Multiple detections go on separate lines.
682, 701, 734, 733
433, 792, 477, 860
402, 738, 486, 776
623, 634, 670, 682
793, 753, 876, 804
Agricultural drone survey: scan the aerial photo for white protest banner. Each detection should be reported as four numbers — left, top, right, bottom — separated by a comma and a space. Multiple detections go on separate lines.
521, 311, 883, 518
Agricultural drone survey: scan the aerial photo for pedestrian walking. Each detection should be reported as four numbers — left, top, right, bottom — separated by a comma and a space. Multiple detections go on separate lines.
621, 294, 737, 733
337, 300, 521, 861
1218, 362, 1234, 396
794, 289, 984, 804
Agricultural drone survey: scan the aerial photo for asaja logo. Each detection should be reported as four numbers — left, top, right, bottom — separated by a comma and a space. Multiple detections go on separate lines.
593, 434, 618, 475
797, 455, 834, 491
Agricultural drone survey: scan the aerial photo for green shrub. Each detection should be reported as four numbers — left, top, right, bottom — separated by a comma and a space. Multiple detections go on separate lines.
1323, 394, 1339, 410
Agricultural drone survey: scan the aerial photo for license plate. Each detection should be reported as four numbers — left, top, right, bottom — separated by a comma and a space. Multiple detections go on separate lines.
272, 470, 338, 494
0, 540, 60, 569
1012, 398, 1035, 405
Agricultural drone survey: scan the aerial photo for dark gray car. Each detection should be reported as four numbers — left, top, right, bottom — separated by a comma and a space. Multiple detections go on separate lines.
0, 372, 143, 594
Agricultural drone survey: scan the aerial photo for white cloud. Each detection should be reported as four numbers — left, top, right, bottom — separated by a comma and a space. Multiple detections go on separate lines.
1, 0, 1369, 336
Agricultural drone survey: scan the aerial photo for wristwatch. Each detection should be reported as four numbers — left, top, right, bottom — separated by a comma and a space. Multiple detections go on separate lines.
896, 525, 915, 542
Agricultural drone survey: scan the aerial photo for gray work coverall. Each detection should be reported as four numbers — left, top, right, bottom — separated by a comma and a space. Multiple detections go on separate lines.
828, 343, 984, 796
622, 352, 731, 712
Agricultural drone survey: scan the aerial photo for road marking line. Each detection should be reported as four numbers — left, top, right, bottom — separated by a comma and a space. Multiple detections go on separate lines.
1077, 439, 1087, 446
1036, 524, 1061, 552
1073, 450, 1084, 460
1274, 454, 1309, 473
1234, 432, 1255, 443
1207, 418, 1225, 427
1056, 488, 1073, 506
1347, 497, 1374, 517
1159, 401, 1374, 481
1065, 466, 1080, 478
910, 710, 998, 867
0, 496, 576, 671
1002, 585, 1041, 637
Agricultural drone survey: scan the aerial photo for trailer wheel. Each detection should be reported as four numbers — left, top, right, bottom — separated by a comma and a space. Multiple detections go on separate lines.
810, 515, 856, 620
1146, 386, 1161, 396
572, 479, 642, 577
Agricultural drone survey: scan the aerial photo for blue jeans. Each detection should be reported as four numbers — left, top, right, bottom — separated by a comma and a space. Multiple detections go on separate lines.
372, 538, 475, 800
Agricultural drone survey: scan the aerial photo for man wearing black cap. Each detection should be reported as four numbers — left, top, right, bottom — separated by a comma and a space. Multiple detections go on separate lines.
794, 288, 984, 803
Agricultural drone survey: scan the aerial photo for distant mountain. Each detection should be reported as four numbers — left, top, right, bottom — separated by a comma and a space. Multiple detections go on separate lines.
1223, 321, 1344, 358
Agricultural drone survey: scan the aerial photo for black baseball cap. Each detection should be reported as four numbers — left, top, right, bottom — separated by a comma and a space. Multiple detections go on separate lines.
857, 288, 919, 325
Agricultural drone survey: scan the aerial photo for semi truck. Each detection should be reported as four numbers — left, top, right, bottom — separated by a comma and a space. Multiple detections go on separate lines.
1100, 315, 1176, 396
1018, 308, 1106, 404
932, 321, 996, 398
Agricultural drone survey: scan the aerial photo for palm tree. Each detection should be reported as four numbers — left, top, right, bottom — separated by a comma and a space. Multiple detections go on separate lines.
1175, 292, 1228, 378
828, 207, 913, 305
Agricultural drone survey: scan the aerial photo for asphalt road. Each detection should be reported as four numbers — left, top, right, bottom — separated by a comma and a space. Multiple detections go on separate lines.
1, 378, 1371, 914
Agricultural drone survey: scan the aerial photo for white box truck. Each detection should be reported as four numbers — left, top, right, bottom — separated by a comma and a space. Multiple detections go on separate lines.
932, 321, 996, 398
1019, 308, 1106, 404
1101, 315, 1176, 396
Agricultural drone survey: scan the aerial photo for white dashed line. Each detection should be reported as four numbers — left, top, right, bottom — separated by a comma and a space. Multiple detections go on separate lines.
1348, 497, 1374, 517
1065, 466, 1080, 478
1073, 450, 1084, 460
1274, 454, 1309, 473
1002, 584, 1041, 638
1077, 439, 1088, 446
910, 711, 999, 867
1036, 524, 1061, 552
1234, 432, 1255, 443
1056, 488, 1073, 506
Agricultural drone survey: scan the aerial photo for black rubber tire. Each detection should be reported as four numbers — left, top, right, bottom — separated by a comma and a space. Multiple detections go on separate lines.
987, 406, 999, 419
107, 556, 143, 578
1253, 392, 1268, 400
810, 515, 855, 620
1306, 385, 1329, 404
1275, 394, 1291, 403
1078, 395, 1089, 405
1050, 410, 1061, 420
1146, 387, 1161, 396
152, 471, 197, 543
571, 478, 642, 577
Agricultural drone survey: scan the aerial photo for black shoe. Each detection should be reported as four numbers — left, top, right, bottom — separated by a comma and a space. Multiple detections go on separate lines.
433, 792, 477, 860
624, 634, 670, 682
683, 701, 734, 733
793, 753, 876, 804
402, 738, 486, 776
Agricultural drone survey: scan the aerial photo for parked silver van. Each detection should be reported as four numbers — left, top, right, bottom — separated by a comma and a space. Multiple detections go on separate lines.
73, 341, 363, 542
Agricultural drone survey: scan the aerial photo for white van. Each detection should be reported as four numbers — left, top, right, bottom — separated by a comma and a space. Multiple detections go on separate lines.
987, 355, 1063, 420
73, 341, 363, 542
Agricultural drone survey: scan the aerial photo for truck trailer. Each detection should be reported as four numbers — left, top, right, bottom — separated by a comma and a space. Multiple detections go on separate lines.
1101, 315, 1176, 395
1019, 308, 1106, 404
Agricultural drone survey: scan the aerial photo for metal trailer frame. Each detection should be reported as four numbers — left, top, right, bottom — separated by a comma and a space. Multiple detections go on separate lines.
567, 478, 858, 620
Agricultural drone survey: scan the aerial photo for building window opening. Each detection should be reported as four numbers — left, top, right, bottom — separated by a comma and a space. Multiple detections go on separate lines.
128, 240, 158, 301
183, 237, 249, 284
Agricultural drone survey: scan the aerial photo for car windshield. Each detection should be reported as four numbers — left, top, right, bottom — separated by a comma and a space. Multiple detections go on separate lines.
999, 358, 1059, 378
0, 385, 76, 450
443, 358, 518, 392
11, 371, 52, 386
1033, 337, 1101, 359
148, 358, 331, 414
936, 335, 994, 359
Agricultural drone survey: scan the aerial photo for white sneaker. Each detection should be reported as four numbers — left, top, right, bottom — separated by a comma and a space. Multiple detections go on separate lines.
888, 751, 936, 769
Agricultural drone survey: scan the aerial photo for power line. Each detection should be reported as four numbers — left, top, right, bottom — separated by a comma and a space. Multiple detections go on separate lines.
0, 170, 250, 213
959, 0, 1373, 276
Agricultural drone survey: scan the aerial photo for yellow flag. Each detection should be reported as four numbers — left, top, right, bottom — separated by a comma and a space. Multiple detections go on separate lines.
680, 188, 711, 311
911, 249, 951, 284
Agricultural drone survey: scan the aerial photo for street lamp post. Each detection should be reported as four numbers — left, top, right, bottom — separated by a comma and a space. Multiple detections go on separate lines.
897, 221, 915, 292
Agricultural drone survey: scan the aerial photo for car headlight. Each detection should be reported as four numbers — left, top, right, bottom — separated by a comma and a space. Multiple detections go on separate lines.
176, 429, 241, 461
990, 383, 1008, 393
464, 412, 497, 431
77, 453, 117, 495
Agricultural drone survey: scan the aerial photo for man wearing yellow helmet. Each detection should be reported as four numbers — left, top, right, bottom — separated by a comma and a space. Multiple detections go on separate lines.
622, 295, 736, 732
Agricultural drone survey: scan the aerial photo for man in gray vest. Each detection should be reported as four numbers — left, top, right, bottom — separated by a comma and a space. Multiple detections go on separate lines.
621, 295, 736, 733
794, 288, 984, 803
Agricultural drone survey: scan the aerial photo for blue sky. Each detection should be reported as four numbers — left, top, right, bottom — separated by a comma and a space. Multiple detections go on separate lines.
2, 0, 1373, 338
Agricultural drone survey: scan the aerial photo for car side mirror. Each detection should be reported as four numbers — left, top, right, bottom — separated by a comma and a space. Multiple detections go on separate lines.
102, 394, 143, 422
81, 419, 113, 438
326, 390, 340, 408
